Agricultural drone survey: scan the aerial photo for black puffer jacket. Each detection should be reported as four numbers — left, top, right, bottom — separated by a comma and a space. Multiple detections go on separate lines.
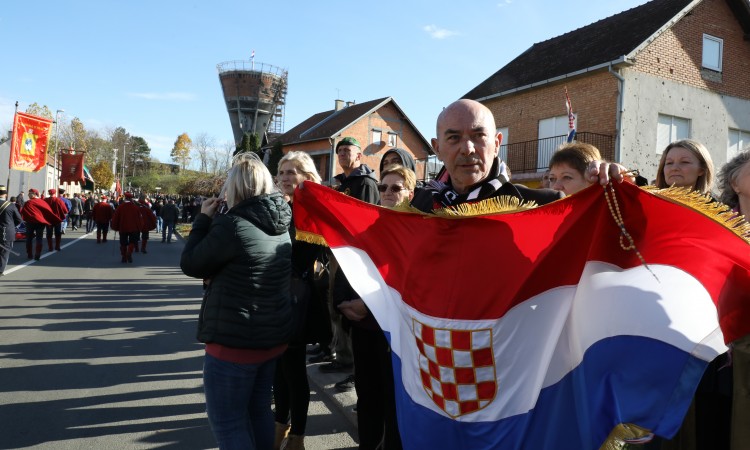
334, 164, 380, 204
180, 193, 293, 349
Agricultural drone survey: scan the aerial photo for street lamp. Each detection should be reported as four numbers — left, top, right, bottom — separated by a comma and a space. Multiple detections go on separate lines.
53, 109, 64, 191
121, 144, 127, 193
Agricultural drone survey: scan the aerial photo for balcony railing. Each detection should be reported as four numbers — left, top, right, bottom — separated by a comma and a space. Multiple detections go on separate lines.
502, 132, 615, 174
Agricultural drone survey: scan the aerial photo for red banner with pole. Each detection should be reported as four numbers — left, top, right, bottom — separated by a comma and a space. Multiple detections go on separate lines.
9, 112, 54, 172
60, 151, 85, 184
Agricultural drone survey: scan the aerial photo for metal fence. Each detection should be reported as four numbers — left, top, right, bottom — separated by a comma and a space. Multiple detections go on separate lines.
503, 132, 615, 174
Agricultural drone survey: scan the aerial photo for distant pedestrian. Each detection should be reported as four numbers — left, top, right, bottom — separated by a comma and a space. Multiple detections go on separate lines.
160, 199, 180, 243
110, 192, 142, 263
44, 189, 69, 251
137, 195, 157, 254
21, 189, 64, 260
0, 185, 23, 275
69, 193, 83, 230
92, 195, 114, 243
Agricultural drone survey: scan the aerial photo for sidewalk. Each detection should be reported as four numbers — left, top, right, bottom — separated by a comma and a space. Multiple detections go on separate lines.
305, 351, 358, 429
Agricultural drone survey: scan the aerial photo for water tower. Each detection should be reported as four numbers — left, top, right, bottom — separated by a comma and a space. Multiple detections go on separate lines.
217, 60, 288, 144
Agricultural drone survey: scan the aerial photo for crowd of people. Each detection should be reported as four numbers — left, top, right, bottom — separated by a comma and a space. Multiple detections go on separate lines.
0, 186, 200, 273
171, 98, 748, 450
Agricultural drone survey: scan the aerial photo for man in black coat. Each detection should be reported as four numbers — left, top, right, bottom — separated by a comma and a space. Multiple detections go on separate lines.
0, 185, 23, 275
333, 137, 379, 205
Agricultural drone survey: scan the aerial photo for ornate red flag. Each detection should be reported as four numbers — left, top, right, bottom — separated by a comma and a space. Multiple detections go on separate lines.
60, 151, 85, 184
9, 112, 54, 172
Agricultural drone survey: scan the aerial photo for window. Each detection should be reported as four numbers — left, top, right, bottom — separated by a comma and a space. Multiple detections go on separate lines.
372, 130, 382, 145
538, 116, 574, 171
728, 128, 750, 161
702, 34, 723, 72
497, 127, 509, 162
388, 132, 398, 147
656, 114, 690, 153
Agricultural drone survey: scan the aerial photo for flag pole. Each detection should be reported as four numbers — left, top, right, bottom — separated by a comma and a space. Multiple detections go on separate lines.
6, 101, 18, 189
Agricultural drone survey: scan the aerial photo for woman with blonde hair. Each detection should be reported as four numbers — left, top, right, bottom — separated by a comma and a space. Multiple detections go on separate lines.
273, 151, 328, 450
655, 139, 715, 193
181, 152, 293, 450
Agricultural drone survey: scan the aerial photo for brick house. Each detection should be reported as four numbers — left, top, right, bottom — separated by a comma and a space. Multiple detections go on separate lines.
273, 97, 433, 184
464, 0, 750, 184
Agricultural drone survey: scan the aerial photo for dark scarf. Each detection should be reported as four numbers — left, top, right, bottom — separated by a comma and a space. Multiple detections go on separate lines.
425, 157, 511, 208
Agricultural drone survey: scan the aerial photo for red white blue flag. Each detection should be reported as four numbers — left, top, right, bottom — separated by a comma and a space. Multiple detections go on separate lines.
565, 87, 576, 143
294, 181, 750, 450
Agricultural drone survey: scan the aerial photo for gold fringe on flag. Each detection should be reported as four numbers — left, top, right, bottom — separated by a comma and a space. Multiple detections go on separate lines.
434, 196, 537, 218
644, 186, 750, 245
600, 423, 654, 450
295, 230, 328, 247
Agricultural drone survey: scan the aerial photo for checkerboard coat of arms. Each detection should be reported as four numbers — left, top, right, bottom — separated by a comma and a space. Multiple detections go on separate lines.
413, 318, 497, 418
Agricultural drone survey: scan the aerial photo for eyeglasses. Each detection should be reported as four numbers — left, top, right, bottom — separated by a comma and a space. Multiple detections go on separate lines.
377, 184, 407, 193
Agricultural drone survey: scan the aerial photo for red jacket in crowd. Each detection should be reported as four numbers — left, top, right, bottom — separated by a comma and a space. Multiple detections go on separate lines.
92, 201, 114, 224
111, 200, 142, 233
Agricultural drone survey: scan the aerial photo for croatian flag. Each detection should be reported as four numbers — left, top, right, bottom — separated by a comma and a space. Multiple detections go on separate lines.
565, 87, 576, 143
293, 182, 750, 450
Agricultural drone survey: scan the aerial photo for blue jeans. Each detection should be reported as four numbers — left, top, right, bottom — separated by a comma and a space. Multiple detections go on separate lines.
203, 353, 277, 450
162, 220, 175, 242
156, 216, 163, 233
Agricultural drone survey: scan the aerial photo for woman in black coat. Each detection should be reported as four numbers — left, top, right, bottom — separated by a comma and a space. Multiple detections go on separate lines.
181, 152, 292, 450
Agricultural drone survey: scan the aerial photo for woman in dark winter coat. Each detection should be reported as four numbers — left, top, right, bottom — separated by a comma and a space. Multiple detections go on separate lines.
180, 152, 293, 450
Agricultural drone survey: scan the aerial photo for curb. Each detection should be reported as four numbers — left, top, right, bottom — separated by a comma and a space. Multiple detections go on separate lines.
305, 350, 358, 430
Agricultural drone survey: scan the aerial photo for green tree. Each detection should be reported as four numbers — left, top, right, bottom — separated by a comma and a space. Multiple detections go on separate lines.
90, 160, 115, 191
69, 117, 89, 153
25, 103, 53, 119
267, 140, 284, 173
234, 132, 261, 157
171, 133, 192, 170
127, 136, 151, 176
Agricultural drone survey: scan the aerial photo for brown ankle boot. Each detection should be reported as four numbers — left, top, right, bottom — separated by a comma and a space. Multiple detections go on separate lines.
274, 422, 290, 450
34, 242, 43, 260
281, 434, 304, 450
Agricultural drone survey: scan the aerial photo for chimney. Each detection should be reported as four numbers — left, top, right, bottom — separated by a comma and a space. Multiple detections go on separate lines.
335, 99, 345, 111
346, 101, 355, 108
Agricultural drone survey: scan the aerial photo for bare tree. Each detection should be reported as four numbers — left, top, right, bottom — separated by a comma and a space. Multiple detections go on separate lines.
193, 132, 216, 173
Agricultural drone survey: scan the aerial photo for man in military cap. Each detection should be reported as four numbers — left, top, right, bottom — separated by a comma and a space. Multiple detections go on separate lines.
0, 185, 23, 275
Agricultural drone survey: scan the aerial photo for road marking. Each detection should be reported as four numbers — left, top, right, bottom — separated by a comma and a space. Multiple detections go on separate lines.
2, 232, 91, 276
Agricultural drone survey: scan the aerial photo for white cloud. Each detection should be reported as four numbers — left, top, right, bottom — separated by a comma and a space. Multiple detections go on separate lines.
127, 92, 196, 101
423, 25, 460, 40
498, 0, 513, 6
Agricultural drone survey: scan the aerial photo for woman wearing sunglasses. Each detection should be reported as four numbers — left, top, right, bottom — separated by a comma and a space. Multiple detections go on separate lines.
378, 165, 416, 208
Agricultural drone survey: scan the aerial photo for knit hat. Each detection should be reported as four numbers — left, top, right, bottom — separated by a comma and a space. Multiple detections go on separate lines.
101, 195, 108, 199
29, 188, 39, 196
48, 189, 56, 195
124, 192, 134, 199
0, 185, 6, 195
58, 188, 65, 194
336, 137, 361, 150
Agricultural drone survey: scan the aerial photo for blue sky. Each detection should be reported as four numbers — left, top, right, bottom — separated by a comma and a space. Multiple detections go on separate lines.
0, 0, 649, 164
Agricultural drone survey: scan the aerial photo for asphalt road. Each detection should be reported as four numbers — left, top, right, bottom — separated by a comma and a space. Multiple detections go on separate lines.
0, 225, 358, 449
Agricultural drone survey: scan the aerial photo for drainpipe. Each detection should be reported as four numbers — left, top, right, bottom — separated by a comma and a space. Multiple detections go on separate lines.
329, 137, 336, 186
608, 63, 625, 162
